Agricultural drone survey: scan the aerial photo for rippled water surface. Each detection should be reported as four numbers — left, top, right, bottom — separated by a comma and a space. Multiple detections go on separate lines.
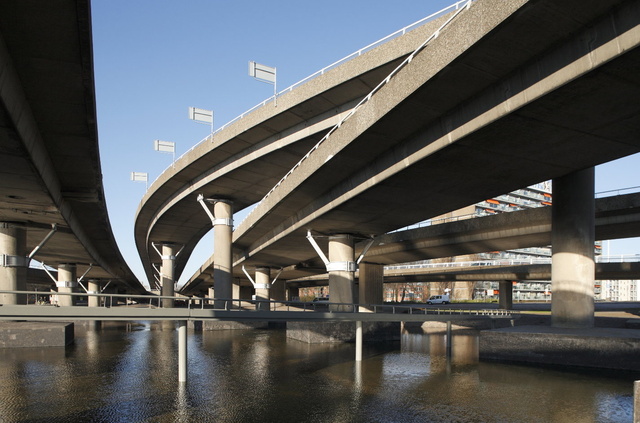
0, 322, 634, 422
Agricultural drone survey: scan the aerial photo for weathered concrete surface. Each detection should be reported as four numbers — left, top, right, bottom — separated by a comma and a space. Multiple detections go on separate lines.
0, 322, 74, 348
287, 321, 400, 344
479, 326, 640, 371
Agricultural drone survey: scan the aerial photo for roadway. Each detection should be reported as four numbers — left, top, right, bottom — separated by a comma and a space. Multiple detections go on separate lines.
134, 0, 640, 297
0, 1, 145, 293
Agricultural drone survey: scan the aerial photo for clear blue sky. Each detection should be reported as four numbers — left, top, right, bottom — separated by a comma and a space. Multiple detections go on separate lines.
90, 1, 640, 287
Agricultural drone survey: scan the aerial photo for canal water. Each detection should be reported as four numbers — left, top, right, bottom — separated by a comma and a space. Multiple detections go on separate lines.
0, 321, 634, 423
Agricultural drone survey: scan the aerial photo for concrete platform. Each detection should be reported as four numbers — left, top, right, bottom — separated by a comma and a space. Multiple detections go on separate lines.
479, 325, 640, 371
0, 322, 74, 348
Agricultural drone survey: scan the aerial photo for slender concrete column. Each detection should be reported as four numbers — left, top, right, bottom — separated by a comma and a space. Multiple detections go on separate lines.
159, 243, 177, 308
355, 320, 363, 361
328, 234, 356, 311
359, 262, 384, 308
0, 222, 27, 304
213, 200, 233, 307
178, 320, 188, 383
255, 267, 271, 311
551, 168, 595, 328
87, 280, 100, 307
57, 263, 77, 307
499, 281, 513, 310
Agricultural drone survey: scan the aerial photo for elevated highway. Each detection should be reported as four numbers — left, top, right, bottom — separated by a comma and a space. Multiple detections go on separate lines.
137, 0, 640, 302
0, 1, 145, 294
134, 8, 460, 285
182, 192, 640, 293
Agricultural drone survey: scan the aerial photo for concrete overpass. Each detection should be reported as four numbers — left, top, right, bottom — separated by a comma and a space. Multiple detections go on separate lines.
136, 0, 640, 326
133, 8, 460, 288
0, 0, 146, 297
181, 192, 640, 293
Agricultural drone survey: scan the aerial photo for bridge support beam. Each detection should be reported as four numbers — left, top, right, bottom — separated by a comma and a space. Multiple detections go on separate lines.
0, 222, 27, 305
254, 267, 271, 311
158, 243, 177, 308
213, 200, 233, 307
328, 234, 357, 311
359, 262, 383, 308
87, 280, 100, 307
287, 286, 299, 301
551, 168, 595, 328
57, 264, 77, 307
499, 281, 513, 310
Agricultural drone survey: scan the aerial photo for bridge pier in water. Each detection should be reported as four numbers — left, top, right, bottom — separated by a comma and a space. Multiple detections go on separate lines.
498, 281, 513, 310
57, 263, 77, 307
551, 168, 595, 328
328, 234, 356, 311
0, 222, 27, 305
159, 243, 177, 308
213, 200, 233, 307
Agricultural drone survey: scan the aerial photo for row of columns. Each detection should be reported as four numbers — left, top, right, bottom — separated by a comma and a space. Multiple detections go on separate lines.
136, 167, 598, 332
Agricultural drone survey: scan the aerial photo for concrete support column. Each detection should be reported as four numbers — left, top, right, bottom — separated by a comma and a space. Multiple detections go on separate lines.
0, 222, 27, 304
359, 262, 383, 308
213, 200, 233, 307
160, 243, 177, 308
87, 280, 100, 307
328, 234, 356, 311
499, 281, 513, 310
207, 286, 215, 306
57, 263, 77, 307
551, 167, 595, 328
254, 267, 271, 311
287, 286, 299, 302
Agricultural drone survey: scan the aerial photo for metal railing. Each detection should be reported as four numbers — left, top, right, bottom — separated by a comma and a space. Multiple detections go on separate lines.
0, 290, 517, 320
159, 0, 475, 184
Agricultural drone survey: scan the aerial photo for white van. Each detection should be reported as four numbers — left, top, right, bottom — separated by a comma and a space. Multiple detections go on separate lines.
427, 294, 450, 305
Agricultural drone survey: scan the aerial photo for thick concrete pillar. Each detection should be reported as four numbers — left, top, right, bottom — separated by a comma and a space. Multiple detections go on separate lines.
207, 286, 215, 305
254, 267, 271, 311
160, 243, 176, 308
213, 200, 233, 306
271, 279, 286, 302
328, 234, 356, 311
0, 222, 27, 304
499, 281, 513, 310
87, 280, 100, 307
57, 263, 77, 307
287, 286, 299, 302
551, 168, 595, 328
359, 262, 384, 307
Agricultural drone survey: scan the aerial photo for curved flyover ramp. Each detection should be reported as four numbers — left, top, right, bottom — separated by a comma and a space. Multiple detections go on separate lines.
0, 0, 145, 293
229, 0, 640, 276
134, 10, 458, 285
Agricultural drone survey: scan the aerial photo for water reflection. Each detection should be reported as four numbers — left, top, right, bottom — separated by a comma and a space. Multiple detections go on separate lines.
0, 322, 634, 422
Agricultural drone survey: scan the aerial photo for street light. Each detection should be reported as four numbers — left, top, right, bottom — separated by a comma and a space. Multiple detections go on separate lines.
130, 172, 148, 190
249, 61, 277, 105
154, 139, 176, 167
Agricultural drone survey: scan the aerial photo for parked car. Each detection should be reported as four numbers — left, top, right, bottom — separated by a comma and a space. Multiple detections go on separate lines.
427, 294, 450, 305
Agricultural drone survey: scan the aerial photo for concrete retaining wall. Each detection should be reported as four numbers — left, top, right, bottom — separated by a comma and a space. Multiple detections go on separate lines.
480, 326, 640, 371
